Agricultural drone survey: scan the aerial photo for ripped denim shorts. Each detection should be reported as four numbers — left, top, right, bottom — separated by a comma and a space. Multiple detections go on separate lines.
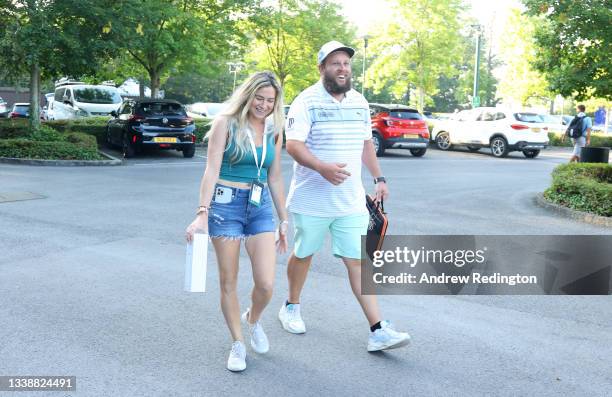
208, 183, 275, 240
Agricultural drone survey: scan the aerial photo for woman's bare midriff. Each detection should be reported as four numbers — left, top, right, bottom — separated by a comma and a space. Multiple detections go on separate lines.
217, 179, 253, 189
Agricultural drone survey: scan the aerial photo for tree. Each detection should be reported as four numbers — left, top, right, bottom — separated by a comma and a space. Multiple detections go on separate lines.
0, 0, 115, 127
523, 0, 611, 100
496, 7, 553, 107
110, 0, 260, 99
367, 0, 465, 112
457, 29, 500, 108
245, 0, 356, 102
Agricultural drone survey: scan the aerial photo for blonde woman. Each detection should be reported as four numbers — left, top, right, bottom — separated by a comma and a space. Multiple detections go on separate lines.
185, 71, 289, 372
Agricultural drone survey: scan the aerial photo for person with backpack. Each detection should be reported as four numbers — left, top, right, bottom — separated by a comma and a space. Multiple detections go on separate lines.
564, 104, 592, 163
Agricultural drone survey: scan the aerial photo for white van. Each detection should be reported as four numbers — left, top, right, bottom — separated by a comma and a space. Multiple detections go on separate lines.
49, 81, 122, 120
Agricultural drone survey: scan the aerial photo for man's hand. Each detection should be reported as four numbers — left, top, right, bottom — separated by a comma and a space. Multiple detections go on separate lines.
374, 181, 389, 203
317, 162, 351, 185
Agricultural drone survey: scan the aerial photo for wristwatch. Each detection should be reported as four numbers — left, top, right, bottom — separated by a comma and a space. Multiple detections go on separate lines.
374, 176, 386, 184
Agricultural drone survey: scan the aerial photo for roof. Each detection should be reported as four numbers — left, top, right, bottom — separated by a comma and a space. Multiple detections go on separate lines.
369, 103, 419, 112
126, 98, 183, 105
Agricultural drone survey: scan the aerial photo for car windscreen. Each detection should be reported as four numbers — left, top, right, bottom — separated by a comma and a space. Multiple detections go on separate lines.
389, 110, 422, 120
514, 113, 541, 123
73, 88, 122, 104
14, 105, 29, 113
538, 114, 560, 123
137, 103, 186, 116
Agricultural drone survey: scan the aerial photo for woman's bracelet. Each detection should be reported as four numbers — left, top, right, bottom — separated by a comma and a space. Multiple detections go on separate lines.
196, 205, 210, 215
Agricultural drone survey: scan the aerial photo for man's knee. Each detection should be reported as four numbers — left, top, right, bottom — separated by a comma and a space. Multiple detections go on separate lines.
289, 253, 313, 266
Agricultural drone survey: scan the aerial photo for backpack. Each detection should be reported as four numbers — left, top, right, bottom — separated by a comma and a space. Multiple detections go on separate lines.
566, 116, 584, 138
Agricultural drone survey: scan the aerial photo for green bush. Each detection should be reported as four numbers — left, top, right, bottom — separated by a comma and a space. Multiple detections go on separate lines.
45, 117, 110, 143
0, 119, 102, 160
194, 119, 212, 143
0, 139, 102, 160
548, 132, 612, 148
0, 119, 30, 139
544, 163, 612, 217
29, 125, 65, 142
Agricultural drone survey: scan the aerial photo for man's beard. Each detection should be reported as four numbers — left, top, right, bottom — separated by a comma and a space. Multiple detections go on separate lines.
323, 71, 352, 95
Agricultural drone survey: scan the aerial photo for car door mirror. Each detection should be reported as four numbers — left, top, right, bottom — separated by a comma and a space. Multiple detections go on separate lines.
110, 110, 118, 118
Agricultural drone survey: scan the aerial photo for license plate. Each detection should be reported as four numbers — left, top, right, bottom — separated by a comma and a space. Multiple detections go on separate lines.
153, 137, 177, 143
531, 127, 541, 132
403, 134, 418, 139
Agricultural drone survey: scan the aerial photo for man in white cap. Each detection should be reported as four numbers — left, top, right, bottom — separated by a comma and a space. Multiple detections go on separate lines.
279, 41, 411, 351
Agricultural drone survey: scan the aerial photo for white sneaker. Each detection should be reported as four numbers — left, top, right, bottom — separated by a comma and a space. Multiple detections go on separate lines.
241, 308, 269, 354
278, 303, 306, 334
367, 321, 411, 352
226, 341, 246, 372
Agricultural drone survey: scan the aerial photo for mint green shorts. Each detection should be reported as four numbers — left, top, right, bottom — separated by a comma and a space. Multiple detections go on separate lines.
292, 212, 369, 259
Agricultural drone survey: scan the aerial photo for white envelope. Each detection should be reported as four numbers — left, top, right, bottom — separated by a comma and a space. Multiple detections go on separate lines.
185, 233, 208, 292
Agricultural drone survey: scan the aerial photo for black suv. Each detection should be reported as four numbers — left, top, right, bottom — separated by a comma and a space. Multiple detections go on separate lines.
106, 99, 196, 158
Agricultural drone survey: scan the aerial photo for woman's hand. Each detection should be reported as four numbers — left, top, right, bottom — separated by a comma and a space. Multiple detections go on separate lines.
276, 221, 288, 254
185, 215, 209, 243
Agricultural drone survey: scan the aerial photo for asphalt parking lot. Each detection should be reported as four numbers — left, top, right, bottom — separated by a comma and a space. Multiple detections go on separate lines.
0, 145, 610, 396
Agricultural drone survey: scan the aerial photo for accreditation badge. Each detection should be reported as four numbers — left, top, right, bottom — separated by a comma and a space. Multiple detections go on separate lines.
249, 180, 264, 207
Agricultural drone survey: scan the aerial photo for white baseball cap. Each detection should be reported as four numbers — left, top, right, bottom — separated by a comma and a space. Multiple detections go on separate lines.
317, 41, 355, 65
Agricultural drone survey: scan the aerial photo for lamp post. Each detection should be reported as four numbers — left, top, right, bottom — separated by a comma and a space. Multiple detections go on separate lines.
227, 62, 246, 92
471, 25, 482, 108
362, 35, 370, 97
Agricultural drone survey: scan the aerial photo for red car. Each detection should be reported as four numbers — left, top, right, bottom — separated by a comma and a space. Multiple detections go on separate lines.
370, 104, 429, 157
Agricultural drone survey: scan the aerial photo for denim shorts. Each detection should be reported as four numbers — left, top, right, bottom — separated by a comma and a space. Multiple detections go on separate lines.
208, 184, 275, 239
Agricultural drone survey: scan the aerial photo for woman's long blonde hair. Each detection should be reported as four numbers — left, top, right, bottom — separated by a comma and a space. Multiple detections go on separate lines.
207, 71, 285, 164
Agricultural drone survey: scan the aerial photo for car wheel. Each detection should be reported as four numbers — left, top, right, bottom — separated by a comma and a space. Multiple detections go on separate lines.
409, 148, 427, 157
490, 136, 509, 158
435, 132, 452, 151
372, 133, 385, 156
523, 149, 540, 158
122, 134, 135, 158
183, 145, 196, 158
467, 145, 480, 152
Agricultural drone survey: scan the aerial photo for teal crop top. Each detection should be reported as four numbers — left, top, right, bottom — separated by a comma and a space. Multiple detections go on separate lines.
219, 129, 275, 183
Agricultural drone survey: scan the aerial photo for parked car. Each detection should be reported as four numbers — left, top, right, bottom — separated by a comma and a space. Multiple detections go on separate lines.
370, 103, 429, 157
106, 99, 196, 158
186, 102, 225, 118
0, 96, 8, 117
9, 103, 30, 118
535, 114, 568, 135
41, 93, 55, 120
50, 79, 122, 120
422, 111, 439, 134
431, 107, 549, 158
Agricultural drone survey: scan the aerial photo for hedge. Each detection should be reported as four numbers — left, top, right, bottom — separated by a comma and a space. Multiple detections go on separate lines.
543, 163, 612, 217
0, 120, 102, 160
0, 139, 102, 160
45, 117, 110, 144
547, 132, 612, 148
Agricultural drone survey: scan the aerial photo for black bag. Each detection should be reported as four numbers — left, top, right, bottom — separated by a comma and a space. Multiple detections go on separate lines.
566, 116, 585, 139
365, 195, 388, 260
